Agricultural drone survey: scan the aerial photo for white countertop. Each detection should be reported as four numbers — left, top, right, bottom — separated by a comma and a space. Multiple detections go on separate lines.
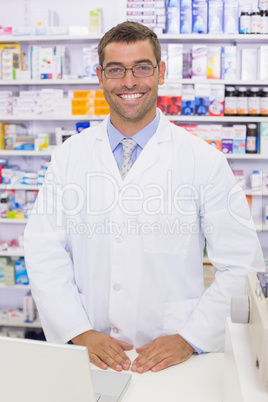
92, 350, 224, 402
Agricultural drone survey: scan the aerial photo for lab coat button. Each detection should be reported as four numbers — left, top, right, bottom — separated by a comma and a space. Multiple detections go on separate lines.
115, 236, 124, 243
113, 283, 121, 291
113, 327, 119, 334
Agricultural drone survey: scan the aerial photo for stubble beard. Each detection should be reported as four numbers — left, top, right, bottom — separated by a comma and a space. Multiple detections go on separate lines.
103, 86, 158, 123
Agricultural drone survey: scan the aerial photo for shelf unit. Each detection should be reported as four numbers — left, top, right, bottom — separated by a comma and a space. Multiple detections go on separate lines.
1, 30, 268, 332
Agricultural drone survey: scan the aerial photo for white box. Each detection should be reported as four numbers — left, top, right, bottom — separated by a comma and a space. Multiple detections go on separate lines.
241, 48, 258, 81
259, 46, 268, 80
167, 44, 183, 80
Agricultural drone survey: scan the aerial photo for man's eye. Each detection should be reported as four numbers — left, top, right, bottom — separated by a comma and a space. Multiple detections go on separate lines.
107, 67, 123, 74
137, 65, 151, 71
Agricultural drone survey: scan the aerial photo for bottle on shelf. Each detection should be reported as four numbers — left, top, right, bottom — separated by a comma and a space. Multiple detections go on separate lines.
251, 8, 260, 34
246, 124, 258, 154
224, 86, 237, 116
239, 6, 251, 34
236, 87, 248, 116
261, 88, 268, 116
248, 87, 260, 116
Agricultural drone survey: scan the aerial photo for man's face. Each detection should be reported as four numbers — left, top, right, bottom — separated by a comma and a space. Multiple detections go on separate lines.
96, 40, 165, 129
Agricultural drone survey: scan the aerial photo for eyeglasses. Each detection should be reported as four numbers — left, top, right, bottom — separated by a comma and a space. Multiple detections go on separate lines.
101, 63, 159, 79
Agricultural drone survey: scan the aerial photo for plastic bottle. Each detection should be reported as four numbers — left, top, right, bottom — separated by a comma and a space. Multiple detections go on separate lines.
251, 8, 260, 33
246, 124, 258, 153
0, 192, 11, 218
248, 87, 260, 116
260, 88, 268, 116
260, 7, 268, 33
240, 7, 251, 33
236, 87, 248, 115
224, 86, 237, 115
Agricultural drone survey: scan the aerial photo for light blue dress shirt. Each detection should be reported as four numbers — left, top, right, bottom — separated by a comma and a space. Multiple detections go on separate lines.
106, 110, 202, 355
107, 110, 160, 169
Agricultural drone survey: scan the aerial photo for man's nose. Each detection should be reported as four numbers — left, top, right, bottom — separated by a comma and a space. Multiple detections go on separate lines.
122, 69, 138, 88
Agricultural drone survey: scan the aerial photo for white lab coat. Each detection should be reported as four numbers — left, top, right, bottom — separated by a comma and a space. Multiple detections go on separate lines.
24, 111, 264, 351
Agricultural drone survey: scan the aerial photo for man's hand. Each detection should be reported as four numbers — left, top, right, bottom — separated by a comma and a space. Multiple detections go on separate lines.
131, 334, 194, 374
71, 330, 133, 372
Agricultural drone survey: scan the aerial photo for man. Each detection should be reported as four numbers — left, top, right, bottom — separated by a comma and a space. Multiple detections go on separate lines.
24, 22, 264, 374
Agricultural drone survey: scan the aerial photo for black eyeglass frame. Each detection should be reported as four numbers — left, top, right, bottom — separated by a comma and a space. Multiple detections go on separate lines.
100, 62, 160, 79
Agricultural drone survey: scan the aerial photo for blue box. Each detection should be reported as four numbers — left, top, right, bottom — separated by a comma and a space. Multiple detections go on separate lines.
76, 122, 90, 133
15, 259, 29, 285
180, 9, 192, 33
192, 1, 208, 34
208, 1, 223, 33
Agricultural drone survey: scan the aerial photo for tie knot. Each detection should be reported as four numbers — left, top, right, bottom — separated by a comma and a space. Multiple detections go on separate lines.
121, 138, 137, 157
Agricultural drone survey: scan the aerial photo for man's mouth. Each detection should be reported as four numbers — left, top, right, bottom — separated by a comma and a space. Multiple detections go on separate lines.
118, 93, 144, 100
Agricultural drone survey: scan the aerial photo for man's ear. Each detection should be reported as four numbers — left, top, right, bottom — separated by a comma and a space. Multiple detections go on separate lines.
96, 66, 103, 89
158, 61, 166, 86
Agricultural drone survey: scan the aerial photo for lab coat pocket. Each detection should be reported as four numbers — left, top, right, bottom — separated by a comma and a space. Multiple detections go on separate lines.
140, 207, 198, 255
163, 298, 200, 334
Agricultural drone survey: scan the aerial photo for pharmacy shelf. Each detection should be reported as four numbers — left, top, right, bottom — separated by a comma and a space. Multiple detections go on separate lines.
0, 249, 24, 257
1, 115, 267, 122
0, 115, 105, 121
0, 284, 30, 289
0, 218, 28, 224
166, 79, 268, 86
0, 34, 103, 43
226, 154, 268, 160
255, 224, 268, 232
169, 115, 268, 123
0, 321, 42, 328
158, 33, 268, 43
0, 78, 99, 86
244, 189, 268, 196
0, 149, 54, 156
1, 33, 268, 43
2, 78, 266, 86
0, 184, 39, 190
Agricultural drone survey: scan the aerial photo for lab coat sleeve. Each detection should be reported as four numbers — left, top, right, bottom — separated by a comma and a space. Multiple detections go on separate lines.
24, 145, 92, 343
179, 151, 265, 352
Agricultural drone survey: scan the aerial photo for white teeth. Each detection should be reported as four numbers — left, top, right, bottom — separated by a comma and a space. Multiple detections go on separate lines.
119, 93, 143, 100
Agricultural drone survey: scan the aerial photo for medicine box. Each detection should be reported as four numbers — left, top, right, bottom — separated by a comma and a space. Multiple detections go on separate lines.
192, 45, 207, 79
221, 46, 237, 80
222, 126, 234, 154
208, 125, 222, 151
15, 259, 29, 285
182, 85, 195, 116
260, 123, 268, 155
192, 1, 208, 34
224, 2, 239, 34
241, 48, 258, 81
207, 47, 221, 80
208, 2, 223, 34
195, 84, 210, 116
209, 85, 224, 117
167, 44, 183, 80
233, 125, 246, 154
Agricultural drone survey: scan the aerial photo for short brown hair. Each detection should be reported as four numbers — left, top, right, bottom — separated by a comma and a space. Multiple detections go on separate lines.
98, 21, 161, 67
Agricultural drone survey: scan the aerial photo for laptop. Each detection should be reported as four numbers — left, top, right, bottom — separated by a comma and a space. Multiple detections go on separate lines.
0, 336, 132, 402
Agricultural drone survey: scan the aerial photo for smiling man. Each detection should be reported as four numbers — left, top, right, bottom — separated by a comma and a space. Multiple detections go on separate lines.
24, 22, 264, 375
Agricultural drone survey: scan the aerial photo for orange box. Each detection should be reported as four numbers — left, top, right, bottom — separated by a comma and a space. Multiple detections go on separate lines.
95, 106, 109, 115
95, 98, 108, 107
72, 99, 92, 108
72, 107, 94, 115
73, 90, 95, 99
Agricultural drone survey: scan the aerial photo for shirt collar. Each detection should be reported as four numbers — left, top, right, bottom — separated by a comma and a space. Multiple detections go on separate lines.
107, 109, 160, 151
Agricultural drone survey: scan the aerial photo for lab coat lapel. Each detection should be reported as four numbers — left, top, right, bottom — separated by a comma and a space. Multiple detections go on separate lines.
93, 118, 122, 183
123, 111, 172, 184
92, 111, 172, 186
